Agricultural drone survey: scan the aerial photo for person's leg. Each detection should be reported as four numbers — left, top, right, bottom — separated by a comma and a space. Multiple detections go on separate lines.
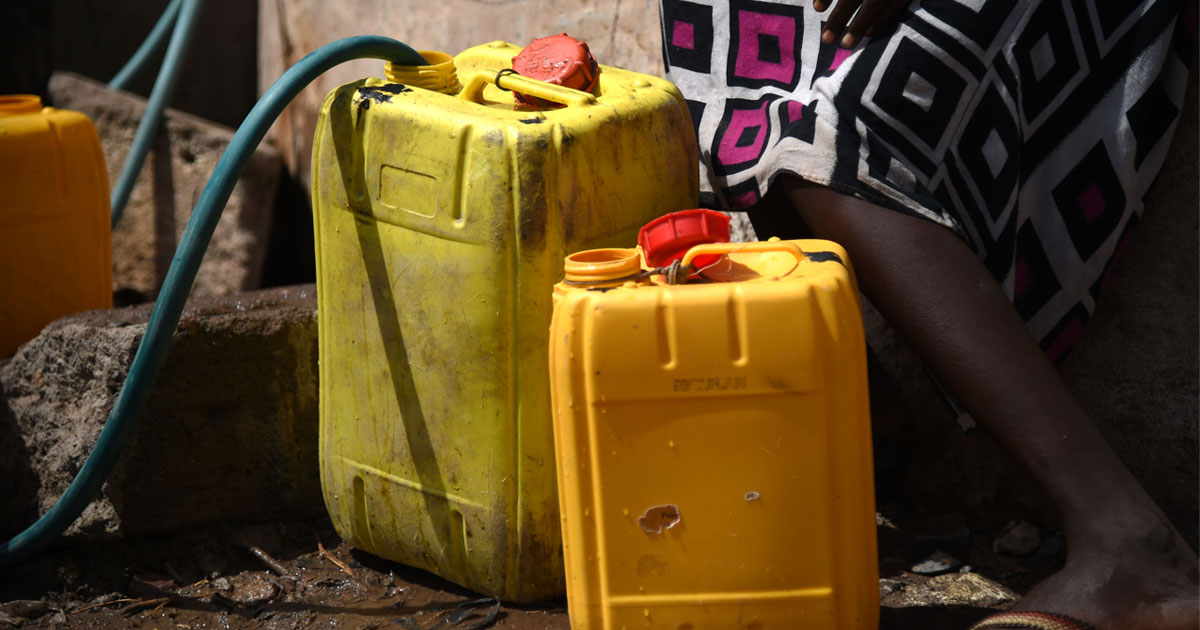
746, 188, 905, 436
774, 176, 1198, 629
747, 186, 907, 497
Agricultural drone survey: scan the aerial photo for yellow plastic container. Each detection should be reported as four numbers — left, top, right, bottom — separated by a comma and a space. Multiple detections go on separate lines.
550, 240, 879, 629
0, 95, 112, 358
311, 41, 698, 601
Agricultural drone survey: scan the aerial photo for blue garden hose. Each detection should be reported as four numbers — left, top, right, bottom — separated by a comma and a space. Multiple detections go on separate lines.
108, 0, 203, 228
108, 0, 184, 91
0, 36, 429, 568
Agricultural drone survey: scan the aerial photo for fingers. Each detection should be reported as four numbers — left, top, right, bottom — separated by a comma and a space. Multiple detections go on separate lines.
819, 0, 909, 47
821, 0, 863, 46
840, 0, 888, 46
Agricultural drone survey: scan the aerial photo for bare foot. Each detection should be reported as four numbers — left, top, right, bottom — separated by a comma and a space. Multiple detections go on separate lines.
997, 515, 1199, 630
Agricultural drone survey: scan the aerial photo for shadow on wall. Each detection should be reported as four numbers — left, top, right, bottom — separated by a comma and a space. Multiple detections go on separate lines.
0, 3, 52, 96
0, 1, 257, 128
47, 0, 258, 128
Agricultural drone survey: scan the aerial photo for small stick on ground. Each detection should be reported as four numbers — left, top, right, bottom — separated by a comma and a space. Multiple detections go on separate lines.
120, 597, 172, 616
71, 598, 137, 615
247, 545, 292, 578
317, 539, 356, 578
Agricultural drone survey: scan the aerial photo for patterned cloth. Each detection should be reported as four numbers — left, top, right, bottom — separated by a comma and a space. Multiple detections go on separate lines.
660, 0, 1195, 359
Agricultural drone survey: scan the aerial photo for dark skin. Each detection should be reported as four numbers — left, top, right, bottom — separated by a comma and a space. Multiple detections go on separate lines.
772, 176, 1200, 629
734, 3, 1200, 624
813, 0, 909, 47
777, 2, 1200, 625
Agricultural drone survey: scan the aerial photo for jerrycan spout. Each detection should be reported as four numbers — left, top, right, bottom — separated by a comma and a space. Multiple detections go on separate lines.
563, 248, 643, 288
384, 50, 460, 94
0, 95, 43, 116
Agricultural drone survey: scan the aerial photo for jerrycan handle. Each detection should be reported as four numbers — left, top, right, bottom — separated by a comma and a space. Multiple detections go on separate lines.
459, 69, 596, 107
680, 238, 806, 268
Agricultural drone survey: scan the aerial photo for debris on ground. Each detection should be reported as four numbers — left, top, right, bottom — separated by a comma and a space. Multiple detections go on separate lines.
0, 506, 1065, 630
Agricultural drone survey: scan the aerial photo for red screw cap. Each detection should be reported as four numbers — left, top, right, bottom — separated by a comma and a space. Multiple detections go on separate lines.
511, 33, 599, 108
638, 209, 732, 268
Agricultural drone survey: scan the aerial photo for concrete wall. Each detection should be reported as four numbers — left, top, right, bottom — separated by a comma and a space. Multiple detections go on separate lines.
258, 0, 665, 191
47, 0, 259, 129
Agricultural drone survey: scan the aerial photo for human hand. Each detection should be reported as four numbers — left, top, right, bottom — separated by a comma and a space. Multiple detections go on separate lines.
813, 0, 909, 47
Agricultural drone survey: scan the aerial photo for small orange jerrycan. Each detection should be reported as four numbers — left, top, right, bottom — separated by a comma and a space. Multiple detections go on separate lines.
0, 95, 112, 357
549, 230, 879, 629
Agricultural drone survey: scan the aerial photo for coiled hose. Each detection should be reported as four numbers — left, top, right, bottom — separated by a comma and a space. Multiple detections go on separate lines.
0, 35, 428, 568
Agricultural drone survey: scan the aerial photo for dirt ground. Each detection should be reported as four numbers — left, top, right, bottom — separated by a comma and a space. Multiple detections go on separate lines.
0, 499, 1063, 630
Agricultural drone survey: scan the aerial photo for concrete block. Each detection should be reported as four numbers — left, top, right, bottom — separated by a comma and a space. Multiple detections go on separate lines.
0, 286, 322, 541
48, 72, 282, 301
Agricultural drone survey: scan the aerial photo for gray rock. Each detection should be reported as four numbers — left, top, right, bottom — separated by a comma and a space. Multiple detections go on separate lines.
993, 520, 1040, 556
911, 550, 964, 576
230, 576, 281, 605
893, 572, 1018, 609
879, 578, 905, 597
48, 71, 281, 300
0, 286, 323, 541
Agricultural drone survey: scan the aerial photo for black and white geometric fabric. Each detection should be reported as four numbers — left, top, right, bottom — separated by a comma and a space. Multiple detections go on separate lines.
660, 0, 1195, 360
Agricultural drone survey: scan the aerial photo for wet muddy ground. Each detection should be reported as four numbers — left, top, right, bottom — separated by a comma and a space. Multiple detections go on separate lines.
0, 501, 1063, 630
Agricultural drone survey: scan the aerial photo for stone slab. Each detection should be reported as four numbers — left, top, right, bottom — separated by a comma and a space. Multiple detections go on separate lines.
0, 285, 322, 541
48, 71, 282, 301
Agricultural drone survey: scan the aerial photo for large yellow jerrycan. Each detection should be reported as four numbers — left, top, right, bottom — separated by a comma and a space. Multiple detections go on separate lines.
549, 239, 879, 629
0, 95, 112, 358
311, 41, 698, 601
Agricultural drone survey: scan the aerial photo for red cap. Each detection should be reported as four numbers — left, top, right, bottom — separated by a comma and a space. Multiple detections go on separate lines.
511, 34, 599, 107
639, 209, 731, 268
